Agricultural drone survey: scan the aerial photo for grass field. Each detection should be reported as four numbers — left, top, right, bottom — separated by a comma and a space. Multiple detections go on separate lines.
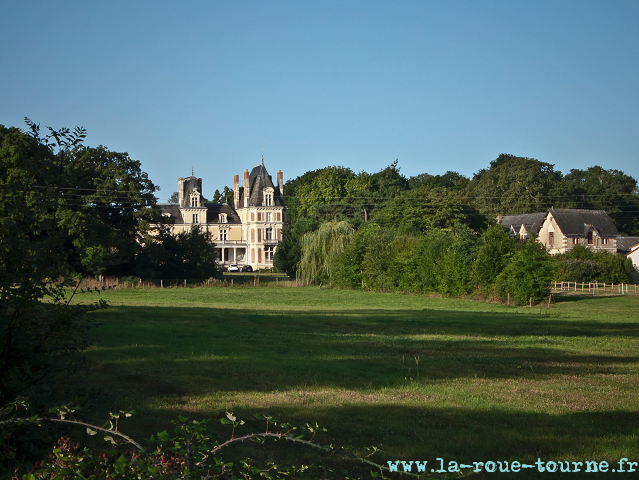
75, 286, 639, 478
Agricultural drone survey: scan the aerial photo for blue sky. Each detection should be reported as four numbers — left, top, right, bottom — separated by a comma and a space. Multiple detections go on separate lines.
2, 1, 638, 201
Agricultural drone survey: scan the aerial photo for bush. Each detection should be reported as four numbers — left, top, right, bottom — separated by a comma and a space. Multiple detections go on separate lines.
554, 244, 633, 284
496, 238, 555, 305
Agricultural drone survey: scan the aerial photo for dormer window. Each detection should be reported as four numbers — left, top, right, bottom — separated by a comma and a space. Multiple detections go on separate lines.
220, 214, 226, 223
263, 188, 274, 206
190, 187, 201, 207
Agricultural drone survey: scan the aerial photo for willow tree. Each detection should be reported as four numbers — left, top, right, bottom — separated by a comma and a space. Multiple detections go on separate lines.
298, 221, 355, 284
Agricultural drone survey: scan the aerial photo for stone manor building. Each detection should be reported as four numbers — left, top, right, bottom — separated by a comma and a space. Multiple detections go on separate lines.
159, 161, 286, 270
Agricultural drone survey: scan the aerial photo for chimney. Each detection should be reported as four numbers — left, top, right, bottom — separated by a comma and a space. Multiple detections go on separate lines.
178, 177, 185, 206
233, 175, 239, 206
243, 169, 249, 208
277, 170, 283, 197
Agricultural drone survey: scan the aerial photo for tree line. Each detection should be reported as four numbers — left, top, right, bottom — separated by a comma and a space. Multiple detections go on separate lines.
275, 156, 638, 302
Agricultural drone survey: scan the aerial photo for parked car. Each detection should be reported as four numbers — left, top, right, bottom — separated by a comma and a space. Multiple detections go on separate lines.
228, 264, 240, 272
241, 265, 253, 272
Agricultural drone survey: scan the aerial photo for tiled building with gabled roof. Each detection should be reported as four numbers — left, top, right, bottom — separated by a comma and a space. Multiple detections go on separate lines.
538, 207, 619, 254
500, 212, 547, 240
158, 160, 286, 270
499, 207, 621, 255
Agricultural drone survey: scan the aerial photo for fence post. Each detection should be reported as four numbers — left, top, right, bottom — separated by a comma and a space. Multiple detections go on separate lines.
184, 279, 186, 287
231, 279, 234, 287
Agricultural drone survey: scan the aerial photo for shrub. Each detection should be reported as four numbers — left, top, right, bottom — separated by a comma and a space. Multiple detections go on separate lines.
496, 238, 555, 305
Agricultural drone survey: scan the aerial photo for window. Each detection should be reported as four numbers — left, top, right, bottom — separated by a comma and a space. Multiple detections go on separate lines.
572, 238, 578, 245
220, 229, 227, 241
257, 248, 262, 263
251, 212, 254, 221
587, 231, 594, 245
191, 196, 198, 207
266, 212, 272, 222
264, 193, 273, 206
219, 214, 226, 223
265, 246, 274, 263
251, 248, 255, 263
602, 237, 608, 245
277, 228, 281, 241
277, 212, 281, 222
265, 228, 273, 240
548, 232, 554, 248
257, 229, 262, 242
251, 229, 255, 242
192, 214, 198, 224
257, 212, 261, 222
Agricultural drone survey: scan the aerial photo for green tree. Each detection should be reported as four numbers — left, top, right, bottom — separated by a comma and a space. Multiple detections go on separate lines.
298, 221, 355, 283
467, 154, 562, 216
222, 185, 234, 207
295, 167, 365, 217
561, 166, 639, 235
410, 171, 470, 192
137, 225, 219, 279
472, 225, 517, 290
372, 185, 469, 233
553, 244, 633, 283
66, 144, 160, 274
0, 121, 104, 403
367, 160, 408, 197
273, 216, 319, 277
496, 237, 555, 305
168, 191, 179, 203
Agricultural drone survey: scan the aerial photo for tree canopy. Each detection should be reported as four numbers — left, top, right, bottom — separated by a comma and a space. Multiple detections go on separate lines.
466, 154, 563, 216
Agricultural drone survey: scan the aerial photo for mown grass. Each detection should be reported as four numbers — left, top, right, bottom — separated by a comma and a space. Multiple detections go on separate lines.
74, 287, 639, 478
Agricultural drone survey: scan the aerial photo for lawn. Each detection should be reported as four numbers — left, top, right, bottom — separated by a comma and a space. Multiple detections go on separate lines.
75, 286, 639, 478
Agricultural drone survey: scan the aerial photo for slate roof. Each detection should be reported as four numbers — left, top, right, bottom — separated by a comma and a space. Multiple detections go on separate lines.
204, 203, 241, 224
158, 203, 184, 224
158, 203, 241, 225
239, 163, 284, 207
546, 208, 620, 237
500, 212, 546, 235
616, 237, 639, 254
180, 176, 203, 208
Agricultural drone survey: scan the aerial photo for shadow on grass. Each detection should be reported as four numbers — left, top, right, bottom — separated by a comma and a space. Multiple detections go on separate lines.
85, 305, 639, 396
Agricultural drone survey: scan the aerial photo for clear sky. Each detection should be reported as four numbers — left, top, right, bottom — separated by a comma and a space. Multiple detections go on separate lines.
2, 1, 638, 201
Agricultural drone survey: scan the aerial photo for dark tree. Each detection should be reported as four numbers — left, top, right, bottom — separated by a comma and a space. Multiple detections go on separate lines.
560, 166, 639, 235
466, 154, 563, 216
0, 121, 104, 403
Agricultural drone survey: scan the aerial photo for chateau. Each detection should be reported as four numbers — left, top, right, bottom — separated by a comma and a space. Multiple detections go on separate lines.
159, 161, 286, 270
